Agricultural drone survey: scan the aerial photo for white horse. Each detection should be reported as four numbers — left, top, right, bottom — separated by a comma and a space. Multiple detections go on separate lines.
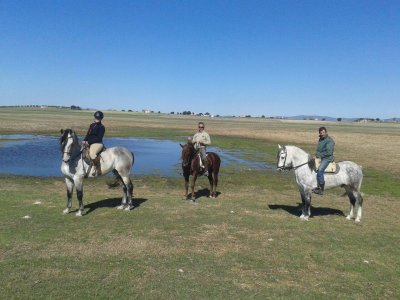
276, 145, 364, 222
60, 129, 134, 216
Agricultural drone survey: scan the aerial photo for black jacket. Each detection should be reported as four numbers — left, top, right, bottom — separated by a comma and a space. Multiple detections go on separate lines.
84, 122, 105, 145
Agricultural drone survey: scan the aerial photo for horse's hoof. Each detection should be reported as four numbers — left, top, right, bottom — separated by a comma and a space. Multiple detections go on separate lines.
63, 208, 69, 215
75, 210, 83, 217
116, 205, 125, 210
300, 215, 309, 221
346, 215, 352, 220
355, 218, 361, 223
124, 206, 132, 211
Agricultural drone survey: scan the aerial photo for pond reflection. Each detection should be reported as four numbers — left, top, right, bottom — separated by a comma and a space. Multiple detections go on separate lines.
0, 135, 269, 177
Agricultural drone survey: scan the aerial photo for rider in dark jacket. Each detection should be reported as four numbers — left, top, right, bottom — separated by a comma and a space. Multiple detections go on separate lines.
83, 111, 105, 176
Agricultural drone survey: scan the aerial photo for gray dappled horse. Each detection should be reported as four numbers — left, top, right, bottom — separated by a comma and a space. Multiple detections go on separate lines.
277, 145, 364, 222
60, 129, 134, 216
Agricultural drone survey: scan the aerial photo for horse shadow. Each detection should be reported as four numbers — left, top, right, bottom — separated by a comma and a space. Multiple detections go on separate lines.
195, 188, 221, 199
82, 197, 148, 215
268, 203, 345, 218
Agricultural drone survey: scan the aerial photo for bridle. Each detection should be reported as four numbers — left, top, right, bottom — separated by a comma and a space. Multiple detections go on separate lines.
277, 146, 311, 171
61, 136, 81, 163
181, 145, 196, 168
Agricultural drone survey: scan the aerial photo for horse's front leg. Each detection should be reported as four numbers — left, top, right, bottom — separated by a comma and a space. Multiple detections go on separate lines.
190, 173, 198, 201
183, 174, 190, 200
299, 191, 306, 219
207, 173, 214, 198
74, 178, 84, 216
63, 178, 74, 214
300, 190, 312, 221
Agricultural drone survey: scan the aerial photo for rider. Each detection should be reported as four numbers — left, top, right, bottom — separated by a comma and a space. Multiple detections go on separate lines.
192, 122, 211, 176
82, 111, 105, 176
312, 126, 335, 195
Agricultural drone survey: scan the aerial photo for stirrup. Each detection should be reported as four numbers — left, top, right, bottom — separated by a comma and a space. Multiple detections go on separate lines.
312, 187, 323, 195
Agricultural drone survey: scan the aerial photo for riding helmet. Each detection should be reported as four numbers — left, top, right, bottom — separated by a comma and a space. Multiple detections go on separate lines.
94, 111, 104, 120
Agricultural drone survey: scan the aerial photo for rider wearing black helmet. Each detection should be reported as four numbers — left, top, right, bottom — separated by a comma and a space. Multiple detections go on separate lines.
83, 111, 105, 176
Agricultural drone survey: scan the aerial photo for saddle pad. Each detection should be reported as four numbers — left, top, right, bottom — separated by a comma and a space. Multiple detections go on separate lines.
314, 158, 337, 173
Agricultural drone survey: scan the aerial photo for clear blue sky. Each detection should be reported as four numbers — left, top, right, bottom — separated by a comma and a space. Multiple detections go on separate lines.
1, 0, 399, 118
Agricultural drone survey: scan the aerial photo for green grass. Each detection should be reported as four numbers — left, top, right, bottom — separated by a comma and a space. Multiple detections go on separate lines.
1, 173, 399, 299
1, 108, 400, 298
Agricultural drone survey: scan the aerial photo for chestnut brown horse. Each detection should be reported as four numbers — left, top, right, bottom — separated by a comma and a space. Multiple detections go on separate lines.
180, 142, 221, 201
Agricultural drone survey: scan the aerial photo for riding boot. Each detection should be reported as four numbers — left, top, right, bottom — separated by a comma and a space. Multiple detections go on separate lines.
92, 157, 102, 176
203, 160, 209, 177
312, 183, 324, 195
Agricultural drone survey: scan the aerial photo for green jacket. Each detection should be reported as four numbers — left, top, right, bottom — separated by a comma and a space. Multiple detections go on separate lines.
316, 136, 335, 161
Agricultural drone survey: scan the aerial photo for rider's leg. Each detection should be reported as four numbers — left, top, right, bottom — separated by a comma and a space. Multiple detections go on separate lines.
89, 143, 103, 176
200, 146, 209, 176
313, 159, 330, 194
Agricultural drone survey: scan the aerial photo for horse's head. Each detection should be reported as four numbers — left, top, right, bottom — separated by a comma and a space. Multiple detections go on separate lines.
60, 129, 78, 163
180, 142, 195, 168
276, 144, 292, 171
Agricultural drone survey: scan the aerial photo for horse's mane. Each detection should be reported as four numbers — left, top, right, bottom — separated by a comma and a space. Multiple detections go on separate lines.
285, 145, 315, 171
60, 129, 79, 148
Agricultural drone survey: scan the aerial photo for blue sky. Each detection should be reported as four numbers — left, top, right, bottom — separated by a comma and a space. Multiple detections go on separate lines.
1, 1, 399, 118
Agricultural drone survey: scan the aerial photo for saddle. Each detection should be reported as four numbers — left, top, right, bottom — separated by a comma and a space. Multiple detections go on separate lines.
82, 145, 106, 177
314, 158, 338, 173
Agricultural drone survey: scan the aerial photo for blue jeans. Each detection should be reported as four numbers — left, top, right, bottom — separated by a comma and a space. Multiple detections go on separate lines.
317, 159, 331, 186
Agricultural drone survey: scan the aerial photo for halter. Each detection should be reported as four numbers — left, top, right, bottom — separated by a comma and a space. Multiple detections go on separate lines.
277, 146, 311, 171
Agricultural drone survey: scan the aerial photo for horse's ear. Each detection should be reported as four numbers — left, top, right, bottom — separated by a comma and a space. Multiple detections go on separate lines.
180, 144, 184, 148
278, 144, 282, 149
60, 129, 64, 134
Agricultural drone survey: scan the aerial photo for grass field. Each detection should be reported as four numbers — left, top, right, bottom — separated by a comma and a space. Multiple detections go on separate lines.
1, 108, 399, 299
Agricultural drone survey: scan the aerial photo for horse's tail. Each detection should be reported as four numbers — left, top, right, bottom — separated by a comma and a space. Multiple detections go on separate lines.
131, 152, 134, 166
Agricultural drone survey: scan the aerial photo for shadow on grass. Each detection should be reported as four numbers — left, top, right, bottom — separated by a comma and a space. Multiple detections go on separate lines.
195, 188, 221, 199
268, 203, 345, 217
82, 197, 148, 215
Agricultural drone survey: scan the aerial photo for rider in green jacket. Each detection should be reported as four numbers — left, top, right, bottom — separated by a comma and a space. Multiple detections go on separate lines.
312, 127, 335, 195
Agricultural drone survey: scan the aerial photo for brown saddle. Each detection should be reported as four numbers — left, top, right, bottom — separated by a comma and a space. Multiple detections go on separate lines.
314, 158, 338, 174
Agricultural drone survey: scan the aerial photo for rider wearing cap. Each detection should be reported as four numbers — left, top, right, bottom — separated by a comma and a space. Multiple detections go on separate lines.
192, 122, 211, 176
82, 111, 105, 176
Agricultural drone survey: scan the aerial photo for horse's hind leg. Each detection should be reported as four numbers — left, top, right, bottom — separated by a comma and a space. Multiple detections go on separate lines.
355, 192, 363, 223
125, 177, 134, 211
63, 178, 74, 214
344, 186, 356, 221
121, 176, 134, 211
209, 172, 218, 198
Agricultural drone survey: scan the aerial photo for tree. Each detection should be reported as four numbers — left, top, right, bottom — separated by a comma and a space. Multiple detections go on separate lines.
337, 118, 342, 122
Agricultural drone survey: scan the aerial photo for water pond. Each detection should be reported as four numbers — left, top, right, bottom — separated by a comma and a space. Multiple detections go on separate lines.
0, 135, 270, 177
